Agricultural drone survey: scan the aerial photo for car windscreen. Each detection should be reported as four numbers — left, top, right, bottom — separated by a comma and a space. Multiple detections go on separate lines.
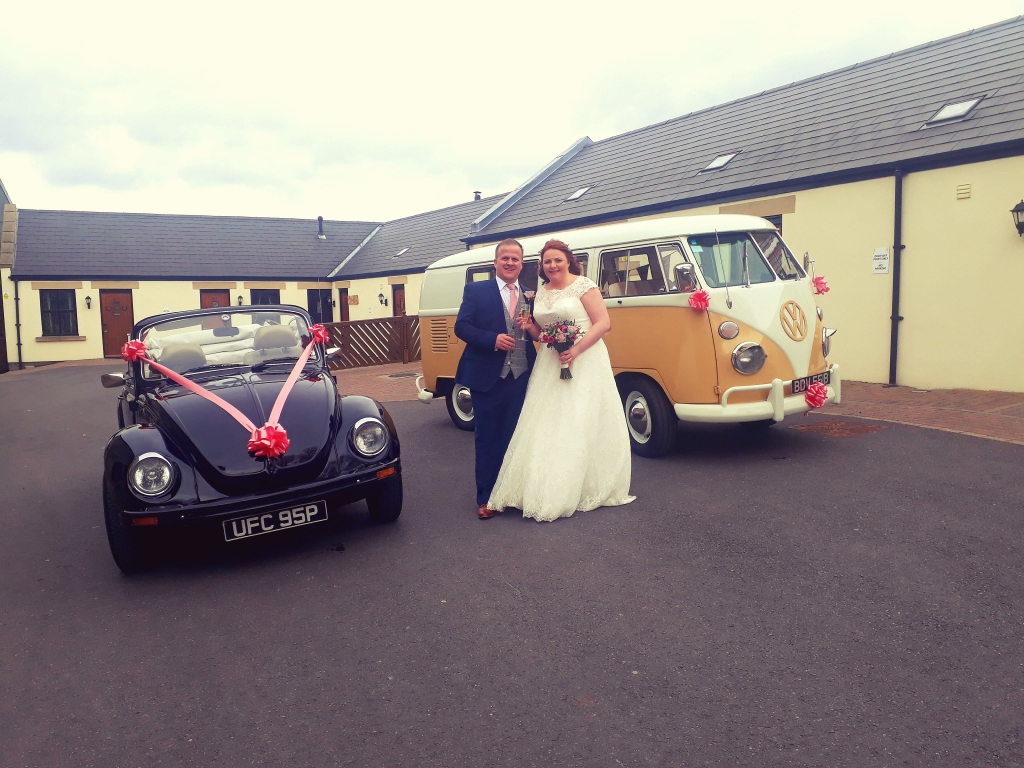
139, 311, 314, 378
752, 231, 805, 280
686, 233, 776, 288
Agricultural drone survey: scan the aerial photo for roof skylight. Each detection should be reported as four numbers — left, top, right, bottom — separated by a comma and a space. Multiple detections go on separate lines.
926, 97, 982, 125
394, 247, 409, 258
701, 153, 738, 172
564, 186, 592, 202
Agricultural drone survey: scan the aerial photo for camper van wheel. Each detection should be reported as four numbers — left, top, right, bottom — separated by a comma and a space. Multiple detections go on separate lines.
618, 378, 676, 458
446, 383, 475, 431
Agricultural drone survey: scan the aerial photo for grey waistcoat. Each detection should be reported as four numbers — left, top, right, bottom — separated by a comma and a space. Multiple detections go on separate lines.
500, 290, 529, 379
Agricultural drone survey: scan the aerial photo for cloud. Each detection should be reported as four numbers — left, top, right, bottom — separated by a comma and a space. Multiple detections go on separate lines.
1, 0, 1021, 221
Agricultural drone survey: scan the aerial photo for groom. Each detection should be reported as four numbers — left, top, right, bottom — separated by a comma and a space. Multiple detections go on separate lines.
454, 238, 537, 519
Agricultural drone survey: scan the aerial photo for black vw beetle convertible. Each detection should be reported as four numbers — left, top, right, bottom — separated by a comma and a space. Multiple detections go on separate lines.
100, 305, 402, 573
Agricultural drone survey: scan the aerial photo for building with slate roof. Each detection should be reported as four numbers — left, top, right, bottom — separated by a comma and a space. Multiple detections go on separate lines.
456, 17, 1024, 392
2, 17, 1023, 389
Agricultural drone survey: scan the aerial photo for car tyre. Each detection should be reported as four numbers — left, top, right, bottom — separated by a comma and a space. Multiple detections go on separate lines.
618, 377, 677, 458
367, 476, 403, 524
103, 485, 156, 574
445, 383, 475, 431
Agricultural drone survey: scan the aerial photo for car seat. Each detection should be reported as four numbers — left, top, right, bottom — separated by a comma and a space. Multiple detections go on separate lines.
243, 325, 304, 365
157, 344, 207, 373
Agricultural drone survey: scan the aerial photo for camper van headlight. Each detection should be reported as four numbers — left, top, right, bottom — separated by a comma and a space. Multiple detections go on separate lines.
731, 342, 767, 375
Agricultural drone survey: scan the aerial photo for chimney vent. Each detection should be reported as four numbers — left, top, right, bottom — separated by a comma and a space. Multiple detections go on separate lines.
317, 216, 326, 240
473, 191, 481, 201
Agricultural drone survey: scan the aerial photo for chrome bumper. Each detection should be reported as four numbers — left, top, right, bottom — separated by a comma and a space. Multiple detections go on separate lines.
414, 375, 434, 404
673, 364, 841, 424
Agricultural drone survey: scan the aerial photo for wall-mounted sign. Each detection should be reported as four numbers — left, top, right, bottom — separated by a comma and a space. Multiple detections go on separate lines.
872, 247, 890, 274
348, 295, 359, 305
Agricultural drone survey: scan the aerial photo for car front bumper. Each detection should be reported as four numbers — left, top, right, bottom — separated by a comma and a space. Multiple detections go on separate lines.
673, 364, 841, 424
120, 459, 401, 526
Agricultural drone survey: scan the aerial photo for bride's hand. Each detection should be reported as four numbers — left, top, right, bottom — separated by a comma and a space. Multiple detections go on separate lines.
515, 314, 533, 330
558, 347, 579, 366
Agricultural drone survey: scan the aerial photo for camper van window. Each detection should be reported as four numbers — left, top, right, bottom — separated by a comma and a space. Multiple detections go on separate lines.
519, 260, 539, 292
656, 243, 689, 291
686, 233, 775, 288
574, 253, 589, 279
466, 266, 496, 283
752, 231, 805, 280
599, 245, 667, 297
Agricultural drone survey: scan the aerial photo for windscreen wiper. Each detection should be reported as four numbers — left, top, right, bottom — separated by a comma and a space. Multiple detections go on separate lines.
250, 357, 304, 372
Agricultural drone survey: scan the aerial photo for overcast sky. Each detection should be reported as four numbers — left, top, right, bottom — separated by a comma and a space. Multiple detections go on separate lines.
1, 1, 1021, 223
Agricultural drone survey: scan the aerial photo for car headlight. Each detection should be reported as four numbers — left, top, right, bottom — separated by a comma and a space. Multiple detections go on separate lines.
128, 452, 175, 497
351, 417, 389, 457
718, 321, 739, 340
822, 327, 837, 358
732, 342, 767, 375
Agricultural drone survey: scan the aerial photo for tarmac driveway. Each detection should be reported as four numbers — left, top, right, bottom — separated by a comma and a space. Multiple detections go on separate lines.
1, 365, 1022, 767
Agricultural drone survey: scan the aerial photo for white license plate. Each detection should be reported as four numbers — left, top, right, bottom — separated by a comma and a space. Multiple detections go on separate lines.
223, 500, 328, 542
791, 370, 831, 394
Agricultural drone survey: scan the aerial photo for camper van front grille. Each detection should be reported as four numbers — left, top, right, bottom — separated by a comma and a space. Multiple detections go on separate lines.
430, 319, 449, 353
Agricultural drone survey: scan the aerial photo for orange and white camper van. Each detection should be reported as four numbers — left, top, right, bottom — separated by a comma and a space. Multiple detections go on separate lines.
415, 214, 839, 457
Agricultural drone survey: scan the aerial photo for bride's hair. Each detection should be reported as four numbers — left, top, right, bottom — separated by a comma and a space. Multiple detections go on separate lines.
539, 239, 582, 284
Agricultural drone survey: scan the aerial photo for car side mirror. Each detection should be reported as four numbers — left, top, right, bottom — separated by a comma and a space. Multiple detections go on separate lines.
674, 263, 697, 293
803, 252, 811, 270
326, 347, 340, 357
101, 372, 125, 389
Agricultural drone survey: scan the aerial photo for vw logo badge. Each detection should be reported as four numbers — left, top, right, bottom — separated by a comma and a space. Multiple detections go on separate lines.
780, 300, 808, 341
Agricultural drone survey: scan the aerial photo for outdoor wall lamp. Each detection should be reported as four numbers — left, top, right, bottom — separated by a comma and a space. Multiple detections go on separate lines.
1012, 200, 1024, 236
378, 292, 388, 306
85, 295, 92, 309
237, 295, 244, 306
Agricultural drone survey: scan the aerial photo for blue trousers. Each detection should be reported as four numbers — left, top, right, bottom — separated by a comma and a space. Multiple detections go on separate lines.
472, 371, 530, 506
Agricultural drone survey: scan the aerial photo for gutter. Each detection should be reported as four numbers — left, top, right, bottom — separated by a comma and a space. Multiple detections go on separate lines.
887, 169, 905, 387
14, 278, 23, 370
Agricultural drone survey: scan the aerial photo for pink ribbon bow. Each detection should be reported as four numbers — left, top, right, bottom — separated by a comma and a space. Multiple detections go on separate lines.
812, 276, 829, 295
688, 290, 710, 311
804, 381, 828, 409
121, 323, 330, 460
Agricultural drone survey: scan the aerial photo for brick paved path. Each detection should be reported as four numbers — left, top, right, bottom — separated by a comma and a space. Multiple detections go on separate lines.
829, 381, 1024, 446
332, 361, 424, 403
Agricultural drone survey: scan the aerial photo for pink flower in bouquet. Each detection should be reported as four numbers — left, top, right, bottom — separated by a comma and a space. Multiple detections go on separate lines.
812, 276, 829, 295
688, 290, 710, 311
804, 381, 828, 409
555, 331, 566, 343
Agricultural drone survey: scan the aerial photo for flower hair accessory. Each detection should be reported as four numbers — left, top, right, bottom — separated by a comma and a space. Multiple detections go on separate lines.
688, 290, 710, 311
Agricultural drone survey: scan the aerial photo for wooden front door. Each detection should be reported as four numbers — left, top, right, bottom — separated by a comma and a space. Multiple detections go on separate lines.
392, 285, 406, 317
338, 288, 350, 322
200, 289, 231, 329
100, 290, 135, 358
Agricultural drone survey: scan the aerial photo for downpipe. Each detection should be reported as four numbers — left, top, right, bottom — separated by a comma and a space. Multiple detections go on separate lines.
887, 169, 905, 387
14, 278, 23, 370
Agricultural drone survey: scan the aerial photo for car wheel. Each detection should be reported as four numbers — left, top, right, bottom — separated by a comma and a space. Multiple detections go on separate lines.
367, 475, 403, 524
445, 383, 475, 431
103, 486, 156, 574
618, 377, 677, 458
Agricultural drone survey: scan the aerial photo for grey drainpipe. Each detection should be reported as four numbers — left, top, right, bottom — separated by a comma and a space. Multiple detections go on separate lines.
14, 278, 23, 369
886, 169, 905, 386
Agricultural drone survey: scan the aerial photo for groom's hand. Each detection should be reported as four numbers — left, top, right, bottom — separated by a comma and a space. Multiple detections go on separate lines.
495, 334, 516, 351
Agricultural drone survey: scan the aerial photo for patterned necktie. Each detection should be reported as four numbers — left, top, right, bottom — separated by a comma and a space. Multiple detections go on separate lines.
508, 284, 517, 319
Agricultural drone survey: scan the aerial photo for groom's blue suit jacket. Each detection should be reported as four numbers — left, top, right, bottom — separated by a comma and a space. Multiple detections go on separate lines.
454, 280, 537, 393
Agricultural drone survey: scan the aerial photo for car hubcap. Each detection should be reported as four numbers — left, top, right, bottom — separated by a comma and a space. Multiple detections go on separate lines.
625, 391, 651, 443
454, 385, 474, 421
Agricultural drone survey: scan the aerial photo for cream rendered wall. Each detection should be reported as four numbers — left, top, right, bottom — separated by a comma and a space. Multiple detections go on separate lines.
341, 275, 423, 320
899, 156, 1024, 392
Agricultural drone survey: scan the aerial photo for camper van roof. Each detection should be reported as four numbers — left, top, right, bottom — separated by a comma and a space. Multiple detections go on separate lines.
428, 214, 775, 270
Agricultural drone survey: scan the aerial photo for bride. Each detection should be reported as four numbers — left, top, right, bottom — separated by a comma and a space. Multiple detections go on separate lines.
486, 239, 635, 522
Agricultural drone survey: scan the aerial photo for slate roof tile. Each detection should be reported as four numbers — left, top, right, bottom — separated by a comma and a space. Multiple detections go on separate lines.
472, 17, 1024, 239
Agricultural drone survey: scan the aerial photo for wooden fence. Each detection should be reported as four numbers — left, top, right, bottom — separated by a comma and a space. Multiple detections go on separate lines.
323, 316, 421, 370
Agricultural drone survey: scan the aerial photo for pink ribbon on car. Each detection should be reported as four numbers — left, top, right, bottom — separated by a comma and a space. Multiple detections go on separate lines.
121, 324, 331, 459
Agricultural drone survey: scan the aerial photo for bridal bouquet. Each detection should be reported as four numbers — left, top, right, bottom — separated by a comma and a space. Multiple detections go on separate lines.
539, 320, 585, 380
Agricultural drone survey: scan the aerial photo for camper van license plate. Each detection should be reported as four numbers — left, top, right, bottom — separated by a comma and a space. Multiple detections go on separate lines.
223, 501, 328, 541
791, 371, 831, 394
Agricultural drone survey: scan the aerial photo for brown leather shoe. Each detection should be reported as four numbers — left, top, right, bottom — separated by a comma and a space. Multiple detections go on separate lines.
478, 504, 498, 519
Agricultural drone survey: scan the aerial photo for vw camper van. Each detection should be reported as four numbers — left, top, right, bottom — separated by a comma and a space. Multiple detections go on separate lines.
415, 214, 840, 457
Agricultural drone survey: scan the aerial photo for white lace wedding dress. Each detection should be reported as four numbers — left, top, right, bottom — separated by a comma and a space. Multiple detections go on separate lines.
487, 276, 635, 522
